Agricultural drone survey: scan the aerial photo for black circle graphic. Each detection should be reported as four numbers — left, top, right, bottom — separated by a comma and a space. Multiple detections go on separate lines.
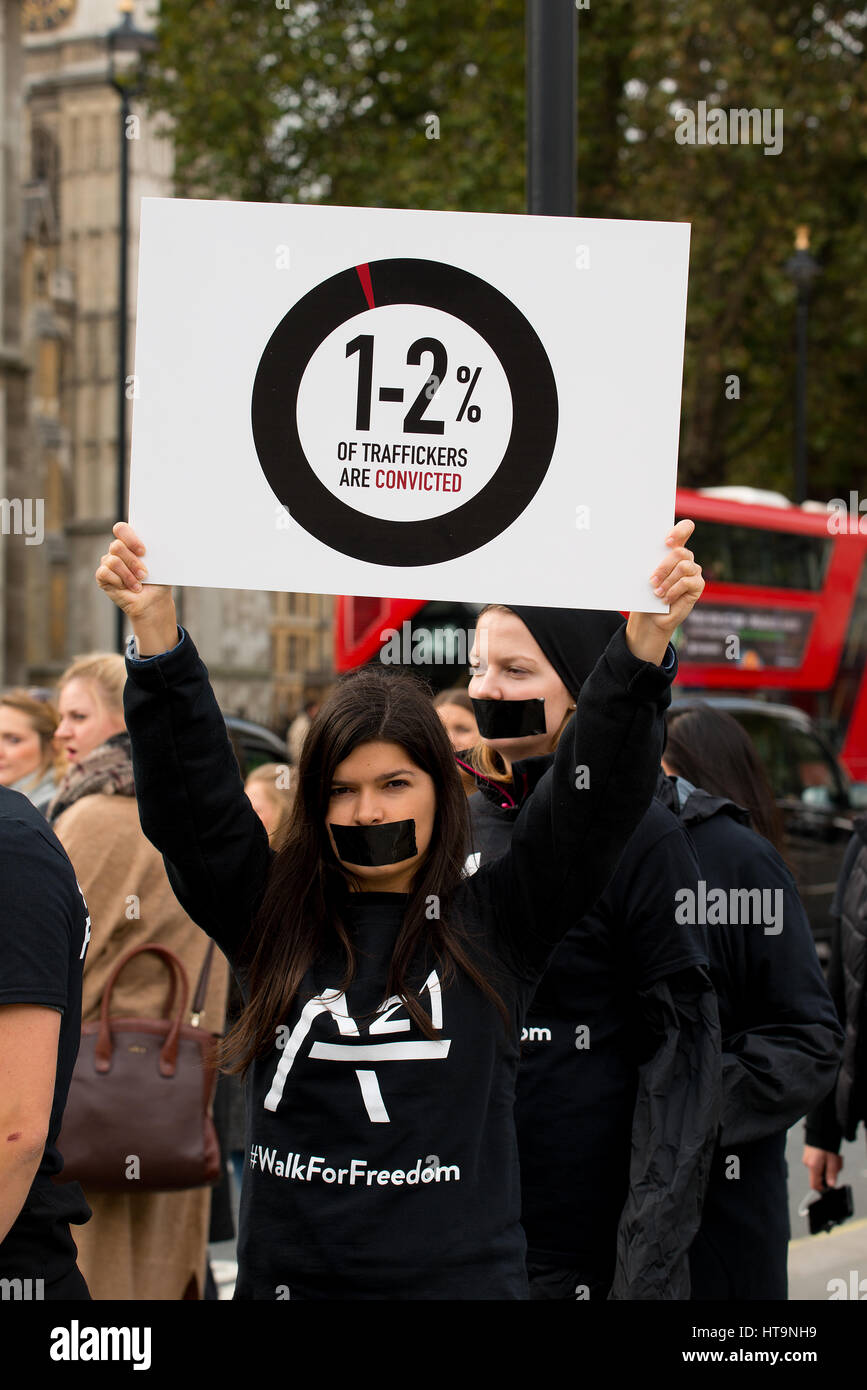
251, 257, 559, 566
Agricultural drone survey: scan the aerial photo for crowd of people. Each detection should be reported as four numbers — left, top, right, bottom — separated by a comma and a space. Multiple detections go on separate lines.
0, 515, 864, 1301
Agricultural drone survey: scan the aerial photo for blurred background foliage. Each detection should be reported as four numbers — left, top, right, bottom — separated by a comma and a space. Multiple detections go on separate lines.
143, 0, 867, 501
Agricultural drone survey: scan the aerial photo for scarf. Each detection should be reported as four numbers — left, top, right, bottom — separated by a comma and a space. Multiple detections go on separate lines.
46, 730, 135, 824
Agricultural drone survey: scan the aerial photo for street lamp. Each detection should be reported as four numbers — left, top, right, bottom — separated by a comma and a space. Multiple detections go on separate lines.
107, 1, 157, 651
784, 226, 820, 506
526, 0, 577, 216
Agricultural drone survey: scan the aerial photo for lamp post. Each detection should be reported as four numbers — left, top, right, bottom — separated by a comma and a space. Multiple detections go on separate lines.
784, 226, 820, 506
107, 1, 157, 651
526, 0, 577, 215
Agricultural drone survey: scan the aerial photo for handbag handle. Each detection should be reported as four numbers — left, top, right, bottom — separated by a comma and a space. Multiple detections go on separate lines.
141, 939, 215, 1023
190, 940, 215, 1027
94, 942, 189, 1078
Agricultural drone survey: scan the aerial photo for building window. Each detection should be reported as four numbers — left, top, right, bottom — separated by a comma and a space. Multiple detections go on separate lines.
31, 125, 60, 215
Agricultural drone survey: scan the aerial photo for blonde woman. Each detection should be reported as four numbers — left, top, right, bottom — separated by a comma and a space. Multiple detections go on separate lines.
49, 652, 229, 1299
244, 763, 295, 847
432, 689, 480, 797
47, 652, 128, 824
0, 690, 65, 815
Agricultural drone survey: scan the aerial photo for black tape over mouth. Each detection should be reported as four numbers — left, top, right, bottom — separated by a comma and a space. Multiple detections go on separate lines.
330, 819, 418, 867
470, 697, 547, 738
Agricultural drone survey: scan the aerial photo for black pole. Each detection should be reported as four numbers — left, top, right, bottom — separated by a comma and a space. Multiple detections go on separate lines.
526, 0, 577, 215
784, 230, 819, 508
793, 290, 808, 506
115, 87, 130, 652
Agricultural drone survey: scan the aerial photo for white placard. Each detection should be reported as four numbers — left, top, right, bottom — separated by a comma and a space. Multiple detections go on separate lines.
128, 199, 690, 612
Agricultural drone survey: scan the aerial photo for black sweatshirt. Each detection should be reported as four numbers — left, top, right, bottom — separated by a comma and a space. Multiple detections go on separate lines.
0, 787, 92, 1285
123, 623, 674, 1300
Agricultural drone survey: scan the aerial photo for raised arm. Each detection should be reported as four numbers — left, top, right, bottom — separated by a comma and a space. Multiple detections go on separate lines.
472, 521, 704, 974
96, 524, 272, 959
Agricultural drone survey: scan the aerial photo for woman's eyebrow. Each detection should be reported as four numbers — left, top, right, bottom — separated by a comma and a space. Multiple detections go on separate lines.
491, 653, 539, 666
330, 768, 417, 787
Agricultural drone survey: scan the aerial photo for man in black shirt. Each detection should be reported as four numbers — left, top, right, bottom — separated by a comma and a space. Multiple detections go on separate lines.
0, 785, 92, 1298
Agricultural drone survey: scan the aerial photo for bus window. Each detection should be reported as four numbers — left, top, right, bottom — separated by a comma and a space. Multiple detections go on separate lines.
680, 519, 832, 591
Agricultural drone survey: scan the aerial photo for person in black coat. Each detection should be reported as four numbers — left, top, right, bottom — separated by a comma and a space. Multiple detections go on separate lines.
803, 817, 867, 1197
0, 786, 92, 1298
659, 705, 844, 1300
461, 605, 721, 1300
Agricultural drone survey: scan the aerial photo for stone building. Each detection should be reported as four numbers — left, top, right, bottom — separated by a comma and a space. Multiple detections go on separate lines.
13, 0, 332, 725
0, 0, 30, 686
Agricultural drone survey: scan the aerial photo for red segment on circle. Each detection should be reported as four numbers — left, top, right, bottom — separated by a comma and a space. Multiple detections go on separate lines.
355, 263, 375, 310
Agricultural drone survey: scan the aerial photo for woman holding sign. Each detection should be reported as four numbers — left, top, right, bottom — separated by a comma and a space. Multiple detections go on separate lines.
460, 606, 720, 1301
95, 519, 703, 1300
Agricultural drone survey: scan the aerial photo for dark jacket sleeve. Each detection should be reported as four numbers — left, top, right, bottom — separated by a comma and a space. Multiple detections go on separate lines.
609, 966, 721, 1300
802, 921, 844, 1151
122, 628, 273, 962
467, 624, 676, 977
716, 843, 843, 1148
601, 810, 721, 1300
804, 832, 859, 1152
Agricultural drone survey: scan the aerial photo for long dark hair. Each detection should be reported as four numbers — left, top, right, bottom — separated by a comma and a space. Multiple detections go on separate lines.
217, 665, 509, 1075
664, 705, 785, 852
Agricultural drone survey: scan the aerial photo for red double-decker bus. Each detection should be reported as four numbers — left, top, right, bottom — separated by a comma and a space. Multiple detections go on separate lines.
673, 488, 867, 779
335, 486, 867, 776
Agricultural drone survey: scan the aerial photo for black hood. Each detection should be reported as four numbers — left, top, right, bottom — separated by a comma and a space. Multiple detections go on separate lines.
506, 606, 624, 698
655, 770, 749, 828
463, 607, 624, 808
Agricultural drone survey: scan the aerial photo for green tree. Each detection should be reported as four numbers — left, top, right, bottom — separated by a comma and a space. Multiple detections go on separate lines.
142, 0, 867, 501
582, 0, 867, 497
144, 0, 526, 209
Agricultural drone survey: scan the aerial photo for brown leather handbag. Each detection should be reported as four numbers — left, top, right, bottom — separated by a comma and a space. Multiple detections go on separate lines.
54, 940, 222, 1192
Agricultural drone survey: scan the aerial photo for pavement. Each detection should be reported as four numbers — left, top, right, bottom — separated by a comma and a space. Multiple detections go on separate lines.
787, 1123, 867, 1300
207, 1124, 867, 1301
209, 1167, 241, 1300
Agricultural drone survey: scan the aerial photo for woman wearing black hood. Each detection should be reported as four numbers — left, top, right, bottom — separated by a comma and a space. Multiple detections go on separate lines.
659, 706, 842, 1300
461, 604, 721, 1300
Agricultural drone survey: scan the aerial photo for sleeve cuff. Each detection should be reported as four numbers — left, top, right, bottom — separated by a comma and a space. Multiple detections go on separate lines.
126, 626, 186, 664
804, 1122, 842, 1154
603, 626, 678, 696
